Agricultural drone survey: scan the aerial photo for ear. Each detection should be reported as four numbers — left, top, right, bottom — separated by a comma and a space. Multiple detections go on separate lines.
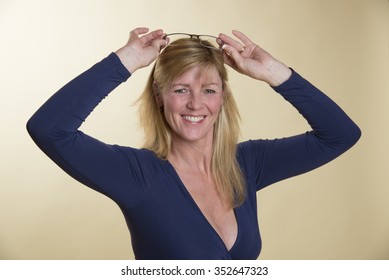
153, 82, 163, 108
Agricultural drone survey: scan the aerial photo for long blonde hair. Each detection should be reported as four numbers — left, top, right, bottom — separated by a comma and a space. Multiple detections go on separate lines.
137, 38, 245, 207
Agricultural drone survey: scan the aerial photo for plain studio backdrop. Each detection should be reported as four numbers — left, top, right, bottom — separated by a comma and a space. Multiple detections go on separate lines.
0, 0, 388, 260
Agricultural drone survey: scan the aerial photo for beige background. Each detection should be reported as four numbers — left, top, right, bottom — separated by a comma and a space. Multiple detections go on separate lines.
0, 0, 388, 259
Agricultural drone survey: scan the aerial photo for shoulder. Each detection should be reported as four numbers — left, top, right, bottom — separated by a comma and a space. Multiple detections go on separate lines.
114, 145, 168, 172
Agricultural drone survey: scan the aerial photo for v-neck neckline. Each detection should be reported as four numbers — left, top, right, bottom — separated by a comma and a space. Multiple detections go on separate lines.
164, 159, 240, 254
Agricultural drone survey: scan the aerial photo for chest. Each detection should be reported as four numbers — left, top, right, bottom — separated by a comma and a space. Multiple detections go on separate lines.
120, 158, 262, 259
174, 171, 238, 251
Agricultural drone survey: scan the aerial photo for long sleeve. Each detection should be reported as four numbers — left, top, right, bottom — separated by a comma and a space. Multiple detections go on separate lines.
26, 53, 152, 206
238, 70, 361, 190
28, 53, 131, 137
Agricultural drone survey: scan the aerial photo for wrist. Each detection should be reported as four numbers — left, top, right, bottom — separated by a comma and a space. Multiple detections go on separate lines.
115, 47, 139, 74
264, 60, 292, 87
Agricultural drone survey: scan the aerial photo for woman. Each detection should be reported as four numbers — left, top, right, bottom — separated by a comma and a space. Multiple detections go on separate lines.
27, 27, 361, 259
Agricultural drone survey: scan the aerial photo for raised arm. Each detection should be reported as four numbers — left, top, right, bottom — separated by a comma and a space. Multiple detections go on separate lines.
220, 30, 361, 189
239, 70, 361, 190
26, 28, 167, 205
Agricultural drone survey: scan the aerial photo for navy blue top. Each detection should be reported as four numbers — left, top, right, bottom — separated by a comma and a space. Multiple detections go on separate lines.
27, 53, 361, 259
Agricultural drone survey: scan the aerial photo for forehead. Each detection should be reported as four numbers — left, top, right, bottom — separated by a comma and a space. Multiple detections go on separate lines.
172, 65, 222, 85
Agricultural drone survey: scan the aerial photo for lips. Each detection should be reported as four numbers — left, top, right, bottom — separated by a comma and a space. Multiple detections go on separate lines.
181, 115, 206, 123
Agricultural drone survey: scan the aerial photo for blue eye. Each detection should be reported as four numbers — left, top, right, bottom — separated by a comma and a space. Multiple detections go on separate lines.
174, 88, 190, 94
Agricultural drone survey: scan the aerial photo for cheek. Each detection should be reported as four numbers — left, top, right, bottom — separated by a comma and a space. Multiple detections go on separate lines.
210, 96, 224, 113
161, 96, 182, 117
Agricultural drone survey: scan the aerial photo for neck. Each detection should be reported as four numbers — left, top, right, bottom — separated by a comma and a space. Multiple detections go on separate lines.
168, 136, 213, 176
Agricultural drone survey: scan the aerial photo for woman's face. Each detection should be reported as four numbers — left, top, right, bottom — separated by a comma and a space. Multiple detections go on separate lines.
159, 65, 224, 145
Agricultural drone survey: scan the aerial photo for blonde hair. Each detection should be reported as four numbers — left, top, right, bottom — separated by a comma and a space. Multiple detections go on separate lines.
137, 38, 245, 207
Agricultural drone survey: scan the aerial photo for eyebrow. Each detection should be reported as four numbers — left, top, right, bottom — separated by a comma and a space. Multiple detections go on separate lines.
171, 83, 220, 87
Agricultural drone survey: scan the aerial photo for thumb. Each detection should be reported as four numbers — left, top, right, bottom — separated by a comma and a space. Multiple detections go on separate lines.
222, 44, 243, 68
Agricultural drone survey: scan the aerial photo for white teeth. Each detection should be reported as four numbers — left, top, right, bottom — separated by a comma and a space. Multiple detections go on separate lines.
182, 115, 205, 122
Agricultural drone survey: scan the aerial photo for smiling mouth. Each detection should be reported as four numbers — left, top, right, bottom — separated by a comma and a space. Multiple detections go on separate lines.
181, 115, 206, 123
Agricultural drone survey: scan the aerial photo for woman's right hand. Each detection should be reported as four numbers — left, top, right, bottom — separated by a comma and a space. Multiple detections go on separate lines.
115, 27, 168, 74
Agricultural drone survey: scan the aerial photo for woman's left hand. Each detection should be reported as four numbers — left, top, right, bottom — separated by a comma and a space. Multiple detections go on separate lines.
218, 30, 292, 87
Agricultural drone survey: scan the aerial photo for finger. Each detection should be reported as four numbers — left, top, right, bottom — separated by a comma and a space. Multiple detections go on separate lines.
221, 44, 243, 67
150, 37, 169, 52
222, 52, 236, 69
130, 27, 150, 37
219, 33, 245, 53
140, 29, 164, 45
232, 30, 255, 47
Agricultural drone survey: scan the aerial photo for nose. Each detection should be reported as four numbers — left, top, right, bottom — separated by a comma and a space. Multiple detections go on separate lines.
186, 91, 203, 110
